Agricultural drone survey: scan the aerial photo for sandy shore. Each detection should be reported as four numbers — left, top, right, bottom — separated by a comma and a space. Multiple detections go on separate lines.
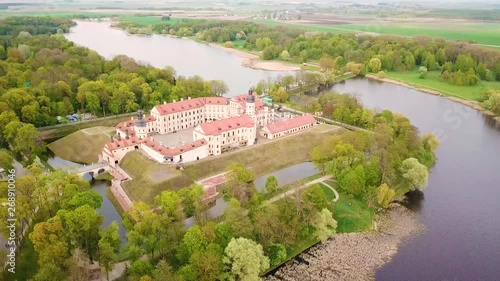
366, 74, 499, 120
264, 204, 425, 281
208, 43, 301, 71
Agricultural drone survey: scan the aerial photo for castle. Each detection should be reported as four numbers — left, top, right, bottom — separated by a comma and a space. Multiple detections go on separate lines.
100, 89, 318, 167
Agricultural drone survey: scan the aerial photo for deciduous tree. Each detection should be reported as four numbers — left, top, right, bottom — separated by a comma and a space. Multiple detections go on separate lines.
223, 237, 270, 281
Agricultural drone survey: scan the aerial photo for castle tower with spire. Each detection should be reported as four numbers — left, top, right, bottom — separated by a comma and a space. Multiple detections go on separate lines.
246, 88, 256, 118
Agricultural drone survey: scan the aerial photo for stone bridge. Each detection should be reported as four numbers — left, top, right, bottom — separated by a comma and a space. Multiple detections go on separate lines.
76, 163, 111, 178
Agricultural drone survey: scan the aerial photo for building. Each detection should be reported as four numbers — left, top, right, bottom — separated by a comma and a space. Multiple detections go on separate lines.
260, 114, 317, 139
193, 114, 256, 155
101, 90, 276, 166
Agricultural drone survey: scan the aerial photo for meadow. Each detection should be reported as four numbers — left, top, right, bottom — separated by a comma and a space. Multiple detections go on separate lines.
386, 69, 500, 101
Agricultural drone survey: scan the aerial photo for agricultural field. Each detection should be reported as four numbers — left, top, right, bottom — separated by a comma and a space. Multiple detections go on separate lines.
256, 19, 500, 46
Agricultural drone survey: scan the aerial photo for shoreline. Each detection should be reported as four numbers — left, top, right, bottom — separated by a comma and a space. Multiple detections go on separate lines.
264, 203, 426, 281
208, 43, 302, 71
365, 74, 500, 121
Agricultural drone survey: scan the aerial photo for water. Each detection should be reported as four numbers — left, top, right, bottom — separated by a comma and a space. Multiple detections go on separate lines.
65, 21, 290, 96
327, 78, 500, 281
254, 162, 318, 191
47, 154, 127, 245
64, 22, 500, 279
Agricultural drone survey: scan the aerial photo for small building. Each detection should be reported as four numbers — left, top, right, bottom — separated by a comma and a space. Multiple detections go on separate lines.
141, 138, 209, 163
193, 114, 256, 156
100, 135, 141, 167
260, 114, 317, 139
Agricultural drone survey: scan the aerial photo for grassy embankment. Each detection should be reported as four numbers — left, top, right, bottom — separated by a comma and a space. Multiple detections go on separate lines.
119, 124, 344, 204
39, 114, 135, 141
385, 68, 500, 101
256, 19, 500, 46
47, 126, 116, 164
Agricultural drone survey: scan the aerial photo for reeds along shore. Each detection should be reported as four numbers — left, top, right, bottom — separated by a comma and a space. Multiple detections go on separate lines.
265, 203, 426, 281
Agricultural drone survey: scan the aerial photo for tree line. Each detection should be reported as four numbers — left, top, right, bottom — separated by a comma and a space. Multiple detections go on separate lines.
0, 17, 228, 166
119, 17, 500, 85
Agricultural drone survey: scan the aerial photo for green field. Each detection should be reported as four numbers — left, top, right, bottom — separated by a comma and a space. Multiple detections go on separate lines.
118, 15, 184, 25
333, 192, 375, 233
386, 69, 500, 101
256, 20, 500, 46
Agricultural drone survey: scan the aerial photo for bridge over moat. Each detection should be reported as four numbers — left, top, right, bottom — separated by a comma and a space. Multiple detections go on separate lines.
75, 163, 111, 177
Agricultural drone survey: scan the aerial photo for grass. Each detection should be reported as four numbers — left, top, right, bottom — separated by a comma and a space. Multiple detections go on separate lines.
47, 126, 116, 164
320, 180, 338, 201
386, 69, 500, 101
182, 124, 343, 180
255, 19, 500, 46
118, 15, 184, 25
39, 114, 135, 141
120, 151, 193, 204
333, 192, 375, 233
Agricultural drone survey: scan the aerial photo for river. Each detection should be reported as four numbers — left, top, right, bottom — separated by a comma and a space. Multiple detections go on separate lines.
65, 21, 289, 95
63, 21, 500, 280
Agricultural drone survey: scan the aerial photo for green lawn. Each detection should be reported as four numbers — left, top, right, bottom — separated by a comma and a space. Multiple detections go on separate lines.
320, 180, 338, 201
333, 192, 375, 233
118, 15, 184, 25
120, 151, 193, 204
255, 20, 500, 46
387, 69, 500, 101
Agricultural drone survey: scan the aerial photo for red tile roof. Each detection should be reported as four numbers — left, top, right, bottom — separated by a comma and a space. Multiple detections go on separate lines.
141, 138, 207, 156
263, 114, 316, 134
104, 135, 141, 151
232, 92, 265, 110
116, 116, 154, 130
152, 97, 228, 116
196, 114, 254, 136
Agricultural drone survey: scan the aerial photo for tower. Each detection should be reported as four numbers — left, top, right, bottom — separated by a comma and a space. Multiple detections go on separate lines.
245, 88, 256, 118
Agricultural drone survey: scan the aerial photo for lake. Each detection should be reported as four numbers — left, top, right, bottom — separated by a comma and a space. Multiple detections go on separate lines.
65, 21, 290, 96
65, 21, 500, 280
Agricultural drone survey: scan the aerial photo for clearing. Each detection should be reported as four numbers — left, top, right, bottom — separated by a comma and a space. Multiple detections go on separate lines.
47, 126, 116, 164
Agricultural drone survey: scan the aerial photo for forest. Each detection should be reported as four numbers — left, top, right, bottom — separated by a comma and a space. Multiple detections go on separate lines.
0, 17, 227, 165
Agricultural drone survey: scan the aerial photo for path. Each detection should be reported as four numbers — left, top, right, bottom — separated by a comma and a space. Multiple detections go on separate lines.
320, 180, 339, 202
268, 175, 337, 204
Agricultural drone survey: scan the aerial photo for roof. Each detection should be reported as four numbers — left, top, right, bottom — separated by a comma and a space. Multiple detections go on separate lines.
104, 135, 141, 151
263, 114, 316, 134
196, 114, 254, 136
141, 138, 208, 156
116, 116, 154, 131
152, 97, 228, 116
232, 92, 265, 110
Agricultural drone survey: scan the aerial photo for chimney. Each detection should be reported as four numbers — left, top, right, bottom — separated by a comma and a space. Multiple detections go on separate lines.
188, 97, 191, 100
117, 132, 121, 141
125, 129, 130, 140
131, 117, 134, 120
110, 136, 114, 143
173, 100, 176, 103
248, 88, 252, 95
163, 101, 167, 105
180, 98, 184, 101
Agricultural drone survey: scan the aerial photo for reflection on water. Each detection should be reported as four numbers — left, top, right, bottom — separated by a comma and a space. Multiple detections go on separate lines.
401, 190, 425, 212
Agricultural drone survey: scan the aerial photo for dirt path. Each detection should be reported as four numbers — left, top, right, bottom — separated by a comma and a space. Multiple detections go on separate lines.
268, 175, 333, 204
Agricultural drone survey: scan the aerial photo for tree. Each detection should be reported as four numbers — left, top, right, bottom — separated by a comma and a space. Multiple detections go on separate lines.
178, 184, 204, 218
483, 91, 500, 115
377, 183, 395, 208
98, 221, 121, 280
264, 175, 278, 195
17, 44, 31, 61
225, 162, 256, 205
271, 87, 288, 103
210, 80, 228, 96
418, 66, 428, 79
319, 56, 335, 72
280, 50, 290, 61
0, 149, 14, 171
267, 243, 287, 266
400, 158, 429, 191
313, 208, 337, 243
330, 143, 362, 176
224, 41, 234, 48
30, 216, 71, 281
223, 198, 254, 239
223, 238, 270, 281
368, 57, 382, 73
